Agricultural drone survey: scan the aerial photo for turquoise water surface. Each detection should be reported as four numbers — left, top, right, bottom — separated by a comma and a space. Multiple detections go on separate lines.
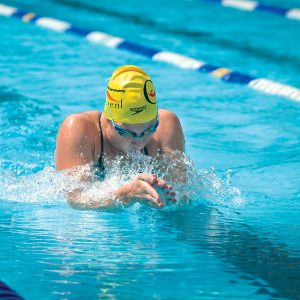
1, 0, 300, 299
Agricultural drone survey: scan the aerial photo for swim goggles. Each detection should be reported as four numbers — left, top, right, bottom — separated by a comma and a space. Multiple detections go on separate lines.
106, 104, 159, 140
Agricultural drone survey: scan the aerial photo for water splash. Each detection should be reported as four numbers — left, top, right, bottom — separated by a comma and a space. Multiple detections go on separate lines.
0, 151, 245, 208
0, 165, 66, 204
197, 167, 245, 207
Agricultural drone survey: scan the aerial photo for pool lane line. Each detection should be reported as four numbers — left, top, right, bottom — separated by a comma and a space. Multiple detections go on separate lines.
199, 0, 300, 22
52, 0, 300, 71
0, 280, 24, 300
1, 3, 300, 102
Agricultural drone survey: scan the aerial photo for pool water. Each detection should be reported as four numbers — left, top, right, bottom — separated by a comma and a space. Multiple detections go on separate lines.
1, 0, 300, 299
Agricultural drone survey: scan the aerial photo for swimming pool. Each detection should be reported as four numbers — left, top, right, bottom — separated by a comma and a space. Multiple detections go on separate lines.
1, 0, 300, 298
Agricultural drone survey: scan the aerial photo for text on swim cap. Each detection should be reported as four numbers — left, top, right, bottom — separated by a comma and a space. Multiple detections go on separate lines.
107, 99, 123, 109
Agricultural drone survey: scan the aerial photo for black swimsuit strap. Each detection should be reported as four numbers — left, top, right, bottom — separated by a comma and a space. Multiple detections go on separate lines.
144, 146, 148, 156
98, 114, 104, 167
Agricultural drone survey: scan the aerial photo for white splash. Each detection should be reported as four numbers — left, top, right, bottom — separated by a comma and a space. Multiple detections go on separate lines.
0, 152, 245, 208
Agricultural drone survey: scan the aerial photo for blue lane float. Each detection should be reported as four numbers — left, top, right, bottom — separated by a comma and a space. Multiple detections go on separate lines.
199, 0, 300, 21
0, 2, 300, 102
0, 280, 24, 300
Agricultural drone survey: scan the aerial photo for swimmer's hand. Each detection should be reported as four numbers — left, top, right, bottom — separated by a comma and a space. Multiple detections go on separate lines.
151, 174, 177, 205
115, 174, 176, 208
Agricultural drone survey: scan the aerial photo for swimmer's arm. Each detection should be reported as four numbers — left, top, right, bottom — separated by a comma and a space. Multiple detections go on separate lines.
55, 115, 107, 208
66, 186, 133, 210
159, 110, 185, 153
55, 114, 94, 172
158, 110, 187, 183
66, 174, 166, 210
66, 189, 119, 210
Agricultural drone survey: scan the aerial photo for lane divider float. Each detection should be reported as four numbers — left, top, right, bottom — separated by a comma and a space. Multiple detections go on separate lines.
199, 0, 300, 22
1, 3, 300, 102
0, 280, 24, 300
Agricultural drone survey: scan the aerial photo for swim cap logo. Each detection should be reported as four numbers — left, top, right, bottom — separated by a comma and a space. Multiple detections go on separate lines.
130, 105, 147, 115
144, 80, 156, 105
148, 90, 156, 97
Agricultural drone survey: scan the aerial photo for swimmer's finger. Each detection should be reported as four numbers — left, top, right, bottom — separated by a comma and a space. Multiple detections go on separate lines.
143, 184, 163, 207
166, 192, 176, 199
142, 194, 163, 208
167, 191, 176, 196
136, 173, 157, 185
153, 185, 169, 201
167, 198, 177, 204
168, 198, 177, 203
166, 190, 176, 201
156, 179, 167, 189
166, 194, 177, 203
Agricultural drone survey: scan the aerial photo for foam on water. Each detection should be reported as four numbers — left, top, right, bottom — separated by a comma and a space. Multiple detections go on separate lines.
0, 151, 245, 209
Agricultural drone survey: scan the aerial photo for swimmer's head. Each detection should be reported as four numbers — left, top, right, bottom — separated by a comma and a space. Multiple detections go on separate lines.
104, 65, 157, 124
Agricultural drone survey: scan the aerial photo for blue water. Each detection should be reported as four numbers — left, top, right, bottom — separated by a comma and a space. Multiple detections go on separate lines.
1, 0, 300, 299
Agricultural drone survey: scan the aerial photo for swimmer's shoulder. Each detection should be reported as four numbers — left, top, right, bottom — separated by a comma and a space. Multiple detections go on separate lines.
56, 111, 102, 170
157, 109, 182, 130
59, 110, 101, 134
158, 109, 179, 121
56, 111, 102, 168
57, 111, 102, 150
156, 109, 184, 151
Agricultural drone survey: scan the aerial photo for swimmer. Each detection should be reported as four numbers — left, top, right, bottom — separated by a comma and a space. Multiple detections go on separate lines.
55, 65, 185, 209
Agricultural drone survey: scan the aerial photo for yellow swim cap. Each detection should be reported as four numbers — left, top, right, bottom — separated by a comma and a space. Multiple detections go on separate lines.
104, 65, 157, 124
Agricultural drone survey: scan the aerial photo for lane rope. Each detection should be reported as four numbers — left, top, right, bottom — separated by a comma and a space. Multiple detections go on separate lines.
199, 0, 300, 22
1, 3, 300, 102
0, 280, 24, 300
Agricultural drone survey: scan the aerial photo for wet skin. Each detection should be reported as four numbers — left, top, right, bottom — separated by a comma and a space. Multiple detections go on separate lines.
55, 109, 185, 208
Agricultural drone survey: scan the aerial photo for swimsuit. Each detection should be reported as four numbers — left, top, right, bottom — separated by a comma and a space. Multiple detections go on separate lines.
97, 114, 149, 178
